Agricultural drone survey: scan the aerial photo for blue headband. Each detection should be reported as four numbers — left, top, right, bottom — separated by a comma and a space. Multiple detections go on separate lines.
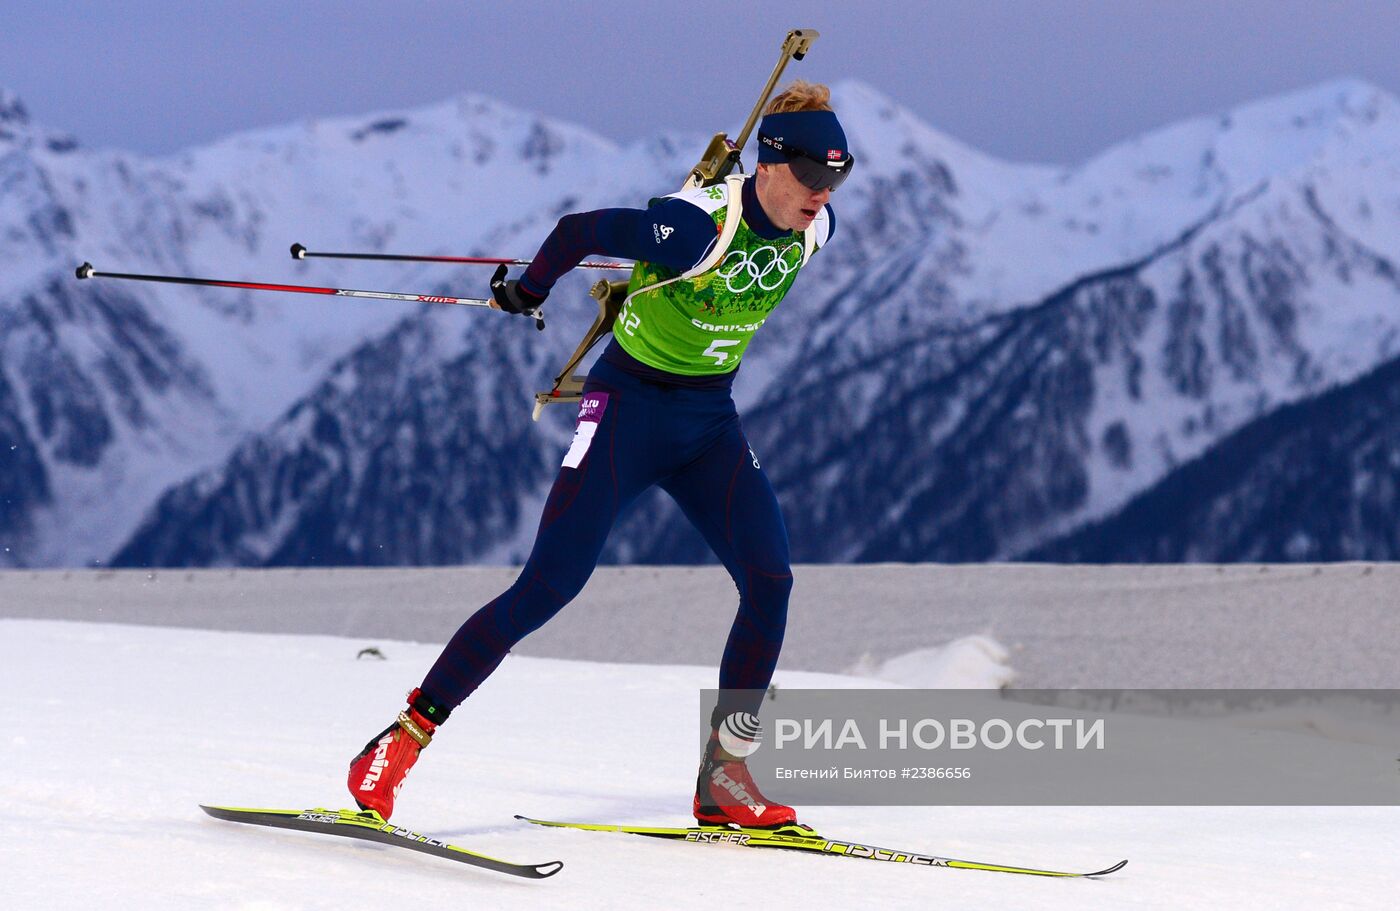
756, 110, 848, 164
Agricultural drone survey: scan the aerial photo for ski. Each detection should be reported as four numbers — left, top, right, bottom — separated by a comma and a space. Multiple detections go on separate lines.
515, 815, 1126, 878
200, 805, 563, 879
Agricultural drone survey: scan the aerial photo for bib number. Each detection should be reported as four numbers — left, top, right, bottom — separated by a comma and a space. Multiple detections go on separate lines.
703, 338, 741, 366
618, 300, 641, 336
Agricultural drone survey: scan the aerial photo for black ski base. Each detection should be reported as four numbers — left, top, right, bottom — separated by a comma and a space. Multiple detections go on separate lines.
200, 805, 562, 879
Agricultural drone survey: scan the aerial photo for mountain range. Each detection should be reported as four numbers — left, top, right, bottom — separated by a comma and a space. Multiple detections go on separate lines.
2, 77, 1398, 567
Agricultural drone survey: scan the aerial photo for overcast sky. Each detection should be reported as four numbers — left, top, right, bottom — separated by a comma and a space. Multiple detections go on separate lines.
5, 0, 1400, 165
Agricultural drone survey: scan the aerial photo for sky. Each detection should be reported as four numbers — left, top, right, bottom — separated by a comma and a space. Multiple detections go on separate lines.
5, 1, 1400, 165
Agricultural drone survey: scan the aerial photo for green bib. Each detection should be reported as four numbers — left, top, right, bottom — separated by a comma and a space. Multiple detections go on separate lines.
612, 177, 828, 376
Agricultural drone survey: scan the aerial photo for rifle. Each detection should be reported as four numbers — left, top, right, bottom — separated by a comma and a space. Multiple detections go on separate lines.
530, 28, 821, 420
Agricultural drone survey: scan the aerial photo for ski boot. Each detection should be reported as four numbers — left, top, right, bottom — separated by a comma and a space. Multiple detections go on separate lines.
693, 711, 797, 828
347, 688, 448, 820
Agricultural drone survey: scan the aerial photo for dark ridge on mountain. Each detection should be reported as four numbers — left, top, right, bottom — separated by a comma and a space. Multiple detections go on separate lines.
1027, 353, 1400, 561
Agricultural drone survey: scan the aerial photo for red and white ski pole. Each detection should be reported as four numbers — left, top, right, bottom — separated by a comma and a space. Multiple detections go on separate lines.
289, 243, 631, 271
74, 261, 545, 330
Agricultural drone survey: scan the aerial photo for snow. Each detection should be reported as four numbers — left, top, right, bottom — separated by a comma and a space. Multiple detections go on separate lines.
9, 562, 1400, 688
850, 635, 1018, 689
4, 618, 1397, 909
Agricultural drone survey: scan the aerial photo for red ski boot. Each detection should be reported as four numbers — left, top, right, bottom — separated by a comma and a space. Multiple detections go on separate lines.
347, 688, 446, 820
693, 712, 797, 828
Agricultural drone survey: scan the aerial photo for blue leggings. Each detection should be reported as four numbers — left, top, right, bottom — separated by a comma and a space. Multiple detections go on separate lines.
420, 357, 792, 718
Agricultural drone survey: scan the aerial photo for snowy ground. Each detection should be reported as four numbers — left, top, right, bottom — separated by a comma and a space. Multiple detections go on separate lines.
4, 619, 1397, 909
8, 562, 1400, 687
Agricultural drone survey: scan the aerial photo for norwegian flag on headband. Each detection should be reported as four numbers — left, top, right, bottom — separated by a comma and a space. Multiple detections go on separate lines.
827, 149, 843, 160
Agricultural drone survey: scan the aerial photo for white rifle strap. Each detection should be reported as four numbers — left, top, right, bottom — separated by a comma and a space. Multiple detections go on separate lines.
623, 173, 818, 306
680, 174, 748, 279
620, 173, 749, 307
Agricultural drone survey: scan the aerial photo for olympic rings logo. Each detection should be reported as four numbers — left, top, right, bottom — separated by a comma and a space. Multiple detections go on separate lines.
715, 242, 804, 294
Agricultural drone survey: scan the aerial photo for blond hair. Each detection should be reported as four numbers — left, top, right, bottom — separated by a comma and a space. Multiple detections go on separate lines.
764, 80, 834, 115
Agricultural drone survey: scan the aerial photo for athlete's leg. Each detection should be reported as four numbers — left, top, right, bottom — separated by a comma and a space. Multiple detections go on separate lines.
660, 422, 793, 718
420, 383, 659, 712
664, 420, 799, 827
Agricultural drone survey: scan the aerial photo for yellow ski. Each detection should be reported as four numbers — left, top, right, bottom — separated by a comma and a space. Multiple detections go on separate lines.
515, 815, 1125, 878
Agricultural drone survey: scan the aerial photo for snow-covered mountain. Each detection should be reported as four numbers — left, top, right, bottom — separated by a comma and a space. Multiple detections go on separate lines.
1028, 352, 1400, 561
5, 78, 1400, 567
0, 85, 691, 566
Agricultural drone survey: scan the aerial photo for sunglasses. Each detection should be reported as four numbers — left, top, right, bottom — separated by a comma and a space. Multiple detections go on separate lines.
757, 133, 855, 191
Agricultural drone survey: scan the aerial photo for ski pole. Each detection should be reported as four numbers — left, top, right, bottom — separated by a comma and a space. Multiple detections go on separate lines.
289, 243, 631, 271
74, 262, 545, 330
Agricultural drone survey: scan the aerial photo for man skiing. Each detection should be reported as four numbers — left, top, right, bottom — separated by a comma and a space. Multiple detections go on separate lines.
349, 81, 853, 829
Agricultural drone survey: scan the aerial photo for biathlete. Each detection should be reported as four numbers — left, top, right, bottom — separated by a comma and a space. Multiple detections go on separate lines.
348, 81, 853, 828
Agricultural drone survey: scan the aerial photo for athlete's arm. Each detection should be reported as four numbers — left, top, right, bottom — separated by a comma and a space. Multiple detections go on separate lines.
519, 199, 717, 297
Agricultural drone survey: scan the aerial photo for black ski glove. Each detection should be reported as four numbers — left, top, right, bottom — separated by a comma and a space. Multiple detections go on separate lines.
489, 264, 547, 325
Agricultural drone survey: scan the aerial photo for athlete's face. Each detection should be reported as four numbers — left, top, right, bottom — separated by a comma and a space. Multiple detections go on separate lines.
755, 163, 832, 232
